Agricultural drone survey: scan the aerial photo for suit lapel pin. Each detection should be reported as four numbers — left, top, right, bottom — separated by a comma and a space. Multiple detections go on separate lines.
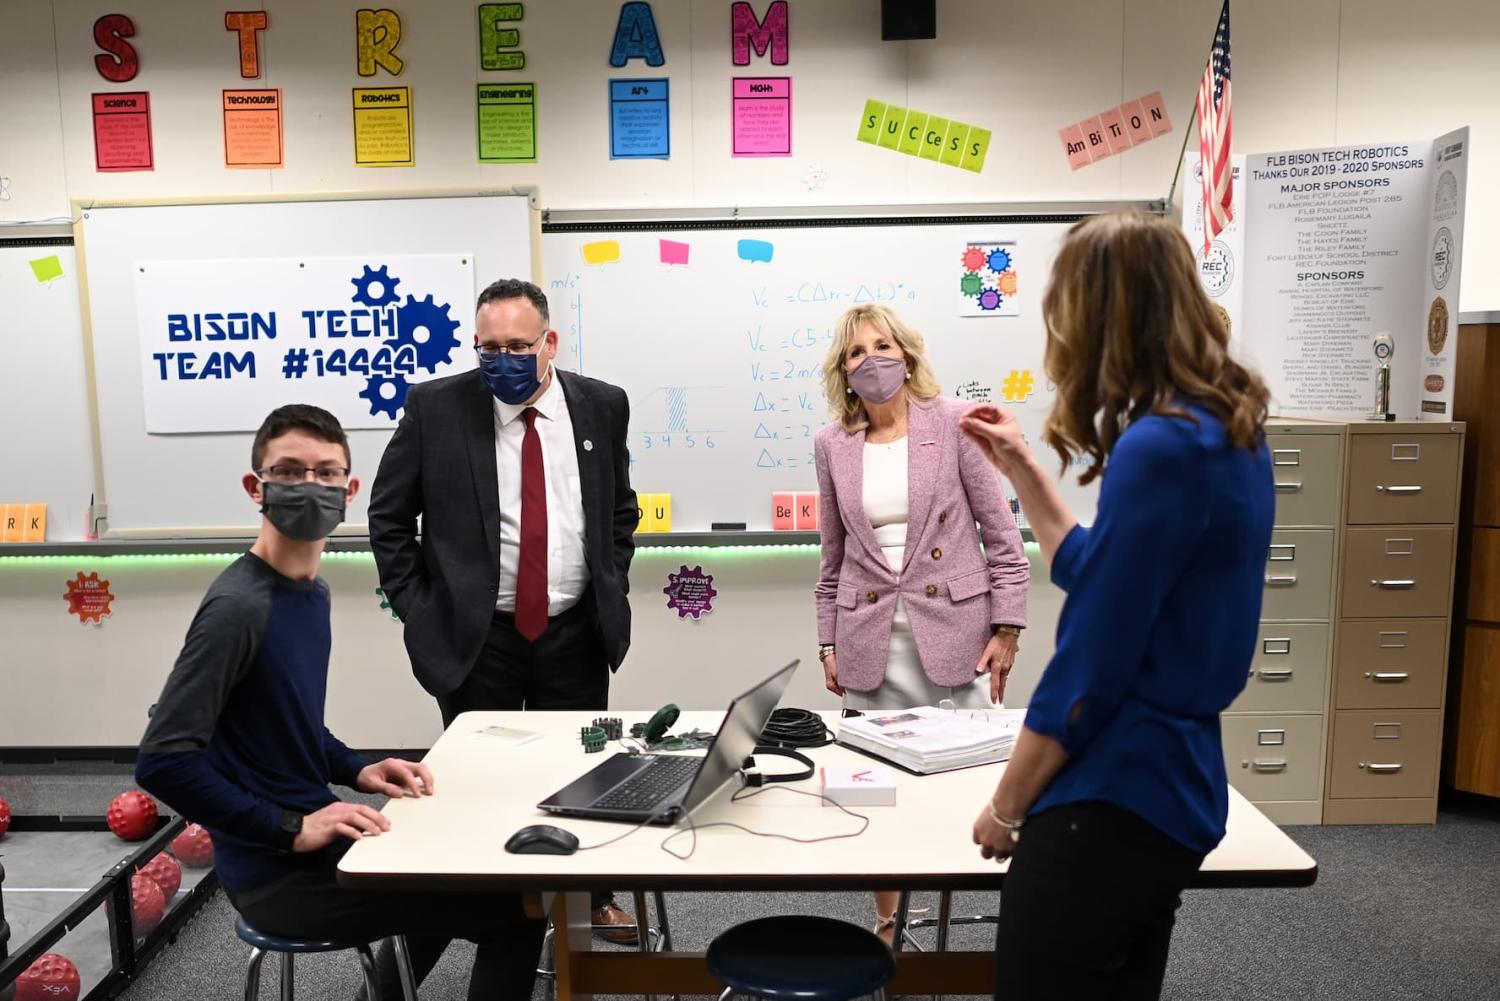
583, 439, 594, 451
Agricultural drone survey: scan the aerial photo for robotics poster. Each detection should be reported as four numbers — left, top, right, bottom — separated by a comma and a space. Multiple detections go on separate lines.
131, 254, 474, 431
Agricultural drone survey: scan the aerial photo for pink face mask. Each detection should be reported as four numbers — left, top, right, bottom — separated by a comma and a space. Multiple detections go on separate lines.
848, 354, 907, 403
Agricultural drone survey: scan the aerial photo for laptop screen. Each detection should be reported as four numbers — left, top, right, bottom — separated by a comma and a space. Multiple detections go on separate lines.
676, 660, 799, 816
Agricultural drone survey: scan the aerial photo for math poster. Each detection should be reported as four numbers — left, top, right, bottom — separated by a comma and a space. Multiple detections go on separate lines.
732, 77, 791, 157
132, 255, 475, 432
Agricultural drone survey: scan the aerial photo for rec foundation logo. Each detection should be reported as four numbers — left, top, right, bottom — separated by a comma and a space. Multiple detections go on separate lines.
1196, 241, 1234, 298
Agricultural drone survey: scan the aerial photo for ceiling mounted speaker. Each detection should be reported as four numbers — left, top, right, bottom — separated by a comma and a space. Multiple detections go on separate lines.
881, 0, 936, 40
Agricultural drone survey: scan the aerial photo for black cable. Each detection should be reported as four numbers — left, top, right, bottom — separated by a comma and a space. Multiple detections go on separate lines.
758, 708, 834, 749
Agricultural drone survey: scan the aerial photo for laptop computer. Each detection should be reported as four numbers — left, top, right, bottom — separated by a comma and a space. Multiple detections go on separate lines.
537, 660, 798, 824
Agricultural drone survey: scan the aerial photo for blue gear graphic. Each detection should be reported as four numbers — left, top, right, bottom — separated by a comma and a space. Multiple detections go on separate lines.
986, 248, 1013, 274
350, 265, 401, 308
393, 294, 462, 373
358, 375, 409, 420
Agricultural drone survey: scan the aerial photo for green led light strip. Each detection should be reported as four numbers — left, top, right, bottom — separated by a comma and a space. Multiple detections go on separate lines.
0, 541, 1041, 565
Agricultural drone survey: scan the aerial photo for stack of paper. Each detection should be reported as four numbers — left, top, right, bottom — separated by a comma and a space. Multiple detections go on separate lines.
837, 706, 1025, 774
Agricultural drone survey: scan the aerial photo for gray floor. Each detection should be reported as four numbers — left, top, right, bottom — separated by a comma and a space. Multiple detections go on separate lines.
5, 769, 1498, 1000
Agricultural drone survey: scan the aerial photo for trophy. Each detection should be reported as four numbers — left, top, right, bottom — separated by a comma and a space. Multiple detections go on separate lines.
1369, 332, 1395, 422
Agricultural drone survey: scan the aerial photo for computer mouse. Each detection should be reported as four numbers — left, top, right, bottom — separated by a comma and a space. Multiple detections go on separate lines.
505, 824, 580, 855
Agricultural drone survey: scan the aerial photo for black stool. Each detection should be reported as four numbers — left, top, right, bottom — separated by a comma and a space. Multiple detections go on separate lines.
234, 915, 417, 1001
706, 915, 895, 1001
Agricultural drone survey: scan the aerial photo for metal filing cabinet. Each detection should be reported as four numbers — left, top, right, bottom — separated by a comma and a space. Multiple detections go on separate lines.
1324, 422, 1464, 824
1224, 419, 1345, 825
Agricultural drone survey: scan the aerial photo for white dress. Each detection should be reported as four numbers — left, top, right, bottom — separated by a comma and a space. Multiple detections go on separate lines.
842, 437, 993, 712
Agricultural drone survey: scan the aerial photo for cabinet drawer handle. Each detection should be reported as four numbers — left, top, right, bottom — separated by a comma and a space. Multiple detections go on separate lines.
1274, 481, 1303, 493
1257, 667, 1294, 680
1360, 762, 1403, 773
1376, 485, 1423, 494
1370, 579, 1416, 589
1251, 760, 1288, 773
1366, 671, 1410, 683
1265, 575, 1298, 586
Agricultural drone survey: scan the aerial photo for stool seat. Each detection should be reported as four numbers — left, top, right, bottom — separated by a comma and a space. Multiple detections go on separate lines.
707, 915, 895, 1001
233, 915, 363, 954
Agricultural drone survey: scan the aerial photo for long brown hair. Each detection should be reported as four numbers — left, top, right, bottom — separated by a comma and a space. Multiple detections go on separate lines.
1041, 212, 1269, 485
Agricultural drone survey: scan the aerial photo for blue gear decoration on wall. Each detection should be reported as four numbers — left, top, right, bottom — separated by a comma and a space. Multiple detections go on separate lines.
350, 265, 401, 308
359, 375, 409, 420
394, 294, 462, 373
986, 249, 1012, 274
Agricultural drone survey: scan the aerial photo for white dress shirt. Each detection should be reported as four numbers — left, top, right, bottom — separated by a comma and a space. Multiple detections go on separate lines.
492, 371, 591, 616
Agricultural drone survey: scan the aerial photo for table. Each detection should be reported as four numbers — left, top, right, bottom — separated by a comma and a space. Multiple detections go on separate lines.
340, 710, 1317, 998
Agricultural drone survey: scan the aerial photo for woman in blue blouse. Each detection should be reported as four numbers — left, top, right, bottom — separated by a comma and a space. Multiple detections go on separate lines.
962, 212, 1273, 1001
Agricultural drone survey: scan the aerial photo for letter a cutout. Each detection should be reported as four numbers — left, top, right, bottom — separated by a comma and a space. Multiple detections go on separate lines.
609, 2, 665, 67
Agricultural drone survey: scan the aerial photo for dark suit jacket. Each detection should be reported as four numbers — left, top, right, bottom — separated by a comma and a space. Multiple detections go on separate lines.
368, 368, 636, 697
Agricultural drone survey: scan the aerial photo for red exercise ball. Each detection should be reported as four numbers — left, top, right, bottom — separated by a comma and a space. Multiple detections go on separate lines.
0, 796, 10, 838
14, 952, 81, 1000
139, 852, 182, 900
132, 873, 166, 937
169, 823, 214, 868
106, 791, 158, 841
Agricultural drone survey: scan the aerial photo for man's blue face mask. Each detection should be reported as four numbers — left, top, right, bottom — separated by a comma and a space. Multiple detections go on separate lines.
479, 348, 547, 405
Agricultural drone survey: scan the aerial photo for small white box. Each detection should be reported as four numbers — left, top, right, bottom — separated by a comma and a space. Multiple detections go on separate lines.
819, 766, 897, 807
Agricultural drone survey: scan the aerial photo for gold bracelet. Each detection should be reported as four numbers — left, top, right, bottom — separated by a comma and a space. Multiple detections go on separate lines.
985, 801, 1024, 843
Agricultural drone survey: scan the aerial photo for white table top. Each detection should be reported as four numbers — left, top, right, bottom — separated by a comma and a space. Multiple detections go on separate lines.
339, 710, 1317, 892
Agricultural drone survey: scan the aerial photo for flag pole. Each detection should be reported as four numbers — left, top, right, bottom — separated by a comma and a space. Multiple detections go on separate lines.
1168, 0, 1229, 213
1164, 99, 1200, 213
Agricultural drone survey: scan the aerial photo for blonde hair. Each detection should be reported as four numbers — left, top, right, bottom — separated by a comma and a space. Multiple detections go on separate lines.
1041, 212, 1270, 485
821, 304, 942, 432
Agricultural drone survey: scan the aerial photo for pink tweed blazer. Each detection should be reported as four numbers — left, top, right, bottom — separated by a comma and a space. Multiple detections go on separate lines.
813, 395, 1030, 691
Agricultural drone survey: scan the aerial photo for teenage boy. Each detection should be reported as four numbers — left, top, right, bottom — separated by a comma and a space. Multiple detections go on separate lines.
136, 404, 544, 1001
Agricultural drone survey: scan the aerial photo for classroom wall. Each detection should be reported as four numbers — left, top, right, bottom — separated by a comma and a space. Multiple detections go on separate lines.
2, 0, 1497, 305
3, 0, 1496, 745
0, 549, 1065, 747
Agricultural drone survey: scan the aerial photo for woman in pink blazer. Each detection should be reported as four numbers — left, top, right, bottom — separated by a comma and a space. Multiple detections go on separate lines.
813, 303, 1030, 939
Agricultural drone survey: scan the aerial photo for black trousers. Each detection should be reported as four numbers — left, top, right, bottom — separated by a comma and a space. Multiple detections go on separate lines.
437, 600, 611, 722
229, 864, 545, 1001
438, 600, 614, 912
994, 800, 1205, 1001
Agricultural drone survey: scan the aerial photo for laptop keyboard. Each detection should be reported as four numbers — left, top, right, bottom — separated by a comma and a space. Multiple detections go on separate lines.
592, 755, 702, 812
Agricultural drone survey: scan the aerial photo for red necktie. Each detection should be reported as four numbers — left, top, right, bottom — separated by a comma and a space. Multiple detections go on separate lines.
515, 407, 549, 641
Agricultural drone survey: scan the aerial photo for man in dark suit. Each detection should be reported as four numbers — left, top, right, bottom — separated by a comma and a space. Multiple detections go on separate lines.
369, 277, 638, 937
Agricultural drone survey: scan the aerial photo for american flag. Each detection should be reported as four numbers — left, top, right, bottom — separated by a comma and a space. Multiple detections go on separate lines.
1196, 0, 1232, 251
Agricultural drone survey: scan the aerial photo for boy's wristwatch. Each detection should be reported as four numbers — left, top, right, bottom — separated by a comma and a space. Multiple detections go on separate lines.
279, 809, 304, 840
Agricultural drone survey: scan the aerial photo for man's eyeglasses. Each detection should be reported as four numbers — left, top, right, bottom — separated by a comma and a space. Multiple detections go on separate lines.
257, 464, 351, 486
475, 333, 545, 359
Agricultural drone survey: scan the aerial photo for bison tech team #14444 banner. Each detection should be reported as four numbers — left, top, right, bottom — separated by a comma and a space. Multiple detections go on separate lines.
134, 255, 475, 432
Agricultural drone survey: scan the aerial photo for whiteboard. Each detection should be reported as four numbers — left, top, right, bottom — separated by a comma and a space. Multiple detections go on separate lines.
0, 244, 95, 539
543, 216, 1105, 532
78, 193, 534, 537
